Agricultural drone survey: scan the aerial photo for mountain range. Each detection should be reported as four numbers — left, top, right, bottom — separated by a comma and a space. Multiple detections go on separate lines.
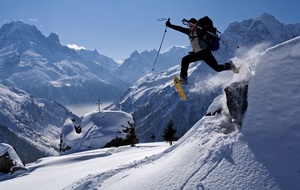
1, 13, 299, 105
1, 12, 300, 163
0, 21, 128, 105
215, 12, 300, 62
115, 12, 300, 83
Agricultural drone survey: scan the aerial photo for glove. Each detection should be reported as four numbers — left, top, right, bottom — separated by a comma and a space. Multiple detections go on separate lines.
166, 20, 171, 27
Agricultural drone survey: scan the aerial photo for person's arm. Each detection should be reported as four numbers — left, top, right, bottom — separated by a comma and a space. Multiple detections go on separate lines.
166, 20, 190, 35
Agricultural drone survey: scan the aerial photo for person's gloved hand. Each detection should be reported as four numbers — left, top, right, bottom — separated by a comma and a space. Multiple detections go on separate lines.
166, 20, 171, 27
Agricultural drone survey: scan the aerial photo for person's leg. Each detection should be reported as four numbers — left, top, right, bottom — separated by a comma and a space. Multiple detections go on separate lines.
202, 49, 225, 72
180, 49, 233, 81
180, 52, 203, 80
202, 49, 239, 72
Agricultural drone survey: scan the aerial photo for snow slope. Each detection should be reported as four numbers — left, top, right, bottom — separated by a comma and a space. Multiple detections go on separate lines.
0, 143, 169, 189
67, 37, 300, 190
0, 36, 299, 189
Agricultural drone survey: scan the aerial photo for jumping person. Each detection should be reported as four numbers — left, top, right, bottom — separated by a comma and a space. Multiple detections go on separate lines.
166, 18, 237, 84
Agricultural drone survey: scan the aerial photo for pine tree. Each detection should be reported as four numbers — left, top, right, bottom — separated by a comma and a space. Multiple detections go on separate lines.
162, 120, 177, 146
122, 119, 139, 147
150, 133, 156, 142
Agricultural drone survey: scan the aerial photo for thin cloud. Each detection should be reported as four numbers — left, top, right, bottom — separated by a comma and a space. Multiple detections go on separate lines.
66, 44, 86, 50
29, 18, 39, 22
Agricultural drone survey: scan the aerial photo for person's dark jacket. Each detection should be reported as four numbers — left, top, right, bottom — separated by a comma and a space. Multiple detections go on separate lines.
166, 20, 208, 53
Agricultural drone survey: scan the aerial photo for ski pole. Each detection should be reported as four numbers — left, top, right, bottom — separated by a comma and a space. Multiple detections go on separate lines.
152, 18, 170, 71
182, 18, 239, 49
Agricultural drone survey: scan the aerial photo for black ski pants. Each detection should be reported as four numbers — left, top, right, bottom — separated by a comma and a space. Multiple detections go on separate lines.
180, 48, 226, 79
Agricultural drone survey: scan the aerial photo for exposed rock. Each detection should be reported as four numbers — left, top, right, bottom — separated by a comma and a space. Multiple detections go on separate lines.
206, 107, 222, 116
224, 81, 248, 127
0, 152, 15, 174
0, 143, 26, 174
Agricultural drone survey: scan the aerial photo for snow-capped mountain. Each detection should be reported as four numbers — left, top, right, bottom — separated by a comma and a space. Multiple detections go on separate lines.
0, 21, 129, 105
113, 13, 300, 85
115, 46, 189, 84
1, 13, 297, 106
108, 13, 300, 142
0, 84, 78, 163
1, 35, 299, 190
215, 12, 300, 62
76, 48, 118, 73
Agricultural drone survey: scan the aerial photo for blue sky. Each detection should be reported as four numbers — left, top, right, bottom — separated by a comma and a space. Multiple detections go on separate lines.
1, 0, 300, 61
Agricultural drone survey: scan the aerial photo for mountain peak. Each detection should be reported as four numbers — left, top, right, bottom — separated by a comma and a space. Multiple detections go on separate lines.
0, 21, 40, 37
255, 12, 281, 26
257, 12, 276, 20
48, 32, 60, 44
130, 50, 139, 56
0, 21, 45, 46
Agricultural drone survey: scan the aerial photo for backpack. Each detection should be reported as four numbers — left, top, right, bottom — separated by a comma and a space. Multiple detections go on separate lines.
197, 16, 221, 51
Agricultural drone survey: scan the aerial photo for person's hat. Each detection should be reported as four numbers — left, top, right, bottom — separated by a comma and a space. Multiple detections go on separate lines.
189, 18, 197, 24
